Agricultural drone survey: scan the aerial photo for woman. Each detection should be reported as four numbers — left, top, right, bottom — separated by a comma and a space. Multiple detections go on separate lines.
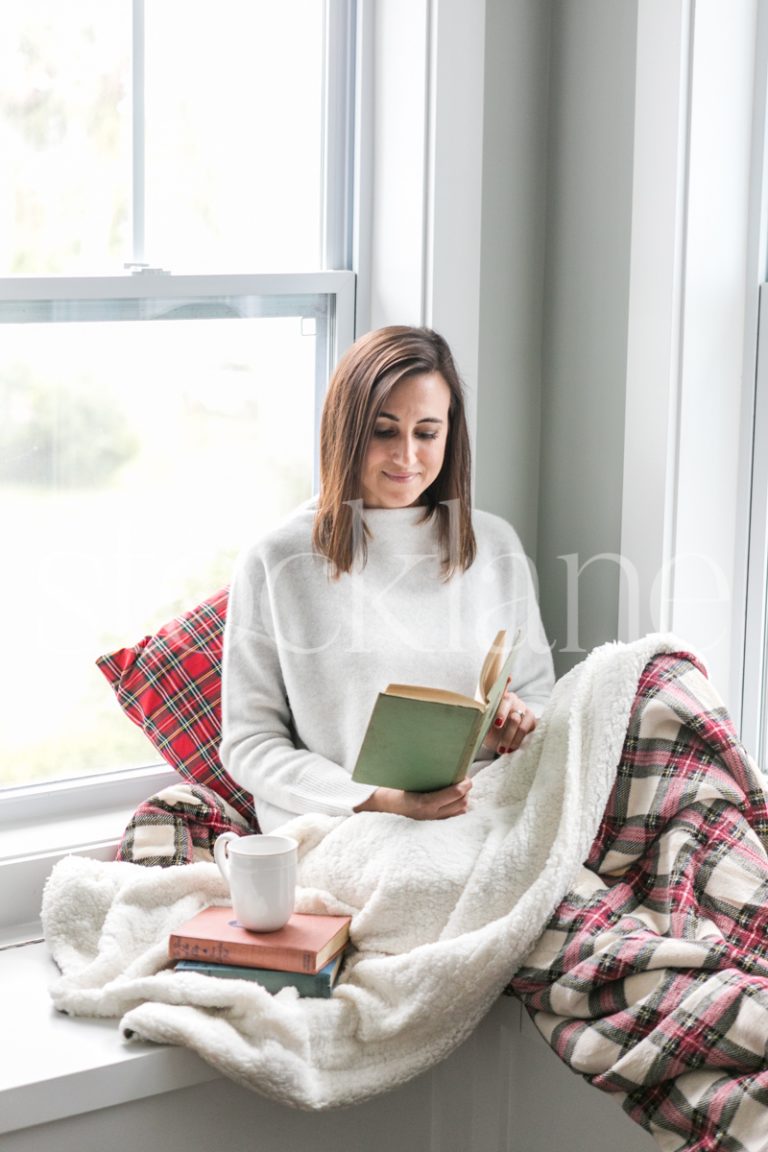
220, 326, 554, 833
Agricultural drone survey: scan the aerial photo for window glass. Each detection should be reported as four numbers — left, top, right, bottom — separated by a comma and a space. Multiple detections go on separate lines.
0, 0, 351, 794
0, 304, 319, 785
0, 1, 132, 274
144, 0, 324, 271
0, 0, 325, 276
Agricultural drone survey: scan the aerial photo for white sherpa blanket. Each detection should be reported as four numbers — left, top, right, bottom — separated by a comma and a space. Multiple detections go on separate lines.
42, 634, 691, 1110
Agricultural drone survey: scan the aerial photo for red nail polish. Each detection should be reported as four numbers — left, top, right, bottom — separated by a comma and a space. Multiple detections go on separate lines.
494, 716, 504, 728
498, 746, 507, 755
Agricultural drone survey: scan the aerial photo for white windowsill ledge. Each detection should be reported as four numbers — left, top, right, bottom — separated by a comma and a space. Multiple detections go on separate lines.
0, 765, 217, 1134
0, 764, 180, 947
1, 940, 219, 1136
1, 942, 658, 1150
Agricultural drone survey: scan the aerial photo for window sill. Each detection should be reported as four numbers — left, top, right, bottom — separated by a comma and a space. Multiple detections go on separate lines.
0, 766, 222, 1133
2, 942, 658, 1152
0, 764, 179, 946
1, 939, 219, 1136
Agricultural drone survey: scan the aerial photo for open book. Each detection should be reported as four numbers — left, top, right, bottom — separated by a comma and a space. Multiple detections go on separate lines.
351, 629, 519, 793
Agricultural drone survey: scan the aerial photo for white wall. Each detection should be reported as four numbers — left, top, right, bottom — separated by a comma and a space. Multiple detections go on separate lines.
474, 0, 552, 556
364, 0, 550, 560
537, 0, 758, 705
619, 0, 692, 652
536, 0, 638, 676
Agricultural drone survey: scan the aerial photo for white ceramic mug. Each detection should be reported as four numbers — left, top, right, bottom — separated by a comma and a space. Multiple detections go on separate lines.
213, 832, 297, 932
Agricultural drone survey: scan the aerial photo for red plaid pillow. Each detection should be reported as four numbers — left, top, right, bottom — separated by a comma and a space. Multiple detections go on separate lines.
96, 588, 257, 825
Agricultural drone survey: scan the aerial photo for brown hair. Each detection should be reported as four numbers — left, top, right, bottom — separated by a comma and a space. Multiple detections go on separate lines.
312, 325, 476, 578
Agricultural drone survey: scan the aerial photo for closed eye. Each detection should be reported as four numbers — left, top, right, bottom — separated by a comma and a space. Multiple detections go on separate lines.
372, 428, 441, 440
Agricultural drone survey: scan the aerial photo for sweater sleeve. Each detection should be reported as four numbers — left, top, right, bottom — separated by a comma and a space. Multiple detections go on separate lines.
510, 562, 555, 716
220, 546, 377, 826
476, 512, 555, 716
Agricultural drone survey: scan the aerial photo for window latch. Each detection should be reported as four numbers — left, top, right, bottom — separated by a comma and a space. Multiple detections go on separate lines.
123, 263, 171, 275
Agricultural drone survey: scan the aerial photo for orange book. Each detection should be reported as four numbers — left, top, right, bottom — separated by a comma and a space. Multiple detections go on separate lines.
168, 907, 352, 974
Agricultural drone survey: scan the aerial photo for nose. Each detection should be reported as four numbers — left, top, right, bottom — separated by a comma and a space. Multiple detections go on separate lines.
392, 435, 417, 467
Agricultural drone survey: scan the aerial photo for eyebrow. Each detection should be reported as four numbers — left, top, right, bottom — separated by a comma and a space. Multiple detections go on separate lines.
376, 412, 444, 424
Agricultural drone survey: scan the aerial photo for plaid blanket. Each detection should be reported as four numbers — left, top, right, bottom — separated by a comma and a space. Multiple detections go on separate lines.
508, 653, 768, 1152
117, 781, 250, 866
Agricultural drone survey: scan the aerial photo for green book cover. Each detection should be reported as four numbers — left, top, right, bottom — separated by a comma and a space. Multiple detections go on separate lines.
174, 949, 345, 998
351, 630, 518, 792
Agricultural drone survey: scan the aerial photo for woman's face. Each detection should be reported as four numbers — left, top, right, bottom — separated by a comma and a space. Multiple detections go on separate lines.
360, 371, 451, 508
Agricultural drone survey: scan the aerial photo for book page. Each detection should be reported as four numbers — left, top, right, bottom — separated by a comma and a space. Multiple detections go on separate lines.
476, 629, 508, 702
477, 626, 523, 702
383, 684, 484, 709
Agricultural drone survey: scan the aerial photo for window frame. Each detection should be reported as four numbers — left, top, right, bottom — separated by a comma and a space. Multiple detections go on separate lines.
737, 0, 768, 767
742, 284, 768, 770
0, 269, 356, 477
0, 269, 355, 944
0, 1, 358, 939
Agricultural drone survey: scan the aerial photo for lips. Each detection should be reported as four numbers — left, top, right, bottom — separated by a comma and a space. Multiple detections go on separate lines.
383, 472, 419, 483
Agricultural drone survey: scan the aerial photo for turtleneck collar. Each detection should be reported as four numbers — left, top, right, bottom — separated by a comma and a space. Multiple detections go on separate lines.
362, 505, 440, 555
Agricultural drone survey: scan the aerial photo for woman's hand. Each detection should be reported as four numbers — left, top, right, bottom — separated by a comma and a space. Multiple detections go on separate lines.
484, 682, 536, 755
353, 778, 473, 820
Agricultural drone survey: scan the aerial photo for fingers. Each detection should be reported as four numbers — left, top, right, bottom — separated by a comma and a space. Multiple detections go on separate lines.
405, 778, 473, 820
491, 679, 515, 731
356, 781, 473, 819
498, 707, 535, 753
491, 690, 536, 755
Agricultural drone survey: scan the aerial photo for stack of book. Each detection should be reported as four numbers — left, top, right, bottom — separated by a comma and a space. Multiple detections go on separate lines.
169, 906, 351, 999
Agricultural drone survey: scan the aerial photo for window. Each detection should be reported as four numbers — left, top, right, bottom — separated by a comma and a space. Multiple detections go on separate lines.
739, 5, 768, 773
743, 284, 768, 771
0, 276, 354, 790
1, 0, 331, 274
0, 1, 356, 794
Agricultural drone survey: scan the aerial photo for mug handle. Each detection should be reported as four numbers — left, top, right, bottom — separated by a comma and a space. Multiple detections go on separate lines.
213, 831, 239, 886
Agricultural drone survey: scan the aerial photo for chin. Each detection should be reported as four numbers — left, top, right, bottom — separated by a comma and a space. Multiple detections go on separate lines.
384, 486, 427, 509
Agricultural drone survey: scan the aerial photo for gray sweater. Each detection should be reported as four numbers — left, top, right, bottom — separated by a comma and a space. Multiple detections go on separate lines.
221, 502, 555, 832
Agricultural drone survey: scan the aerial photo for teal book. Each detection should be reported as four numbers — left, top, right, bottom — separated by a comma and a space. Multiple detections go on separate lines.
351, 629, 519, 792
174, 949, 345, 998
